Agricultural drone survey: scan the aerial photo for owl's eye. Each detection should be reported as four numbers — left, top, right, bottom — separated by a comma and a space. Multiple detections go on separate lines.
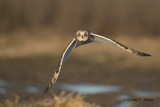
84, 33, 87, 36
78, 33, 81, 36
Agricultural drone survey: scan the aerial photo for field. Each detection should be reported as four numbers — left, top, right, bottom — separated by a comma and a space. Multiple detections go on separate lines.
0, 0, 160, 106
0, 31, 160, 107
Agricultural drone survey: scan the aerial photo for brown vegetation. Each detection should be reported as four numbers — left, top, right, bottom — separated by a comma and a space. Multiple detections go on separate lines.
0, 0, 160, 36
0, 92, 100, 107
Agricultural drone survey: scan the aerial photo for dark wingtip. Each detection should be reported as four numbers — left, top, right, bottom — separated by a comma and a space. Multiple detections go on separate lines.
145, 54, 151, 56
140, 52, 151, 57
43, 86, 50, 95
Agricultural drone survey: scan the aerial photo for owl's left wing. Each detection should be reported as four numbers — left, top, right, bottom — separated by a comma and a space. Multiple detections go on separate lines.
43, 38, 76, 94
90, 33, 151, 56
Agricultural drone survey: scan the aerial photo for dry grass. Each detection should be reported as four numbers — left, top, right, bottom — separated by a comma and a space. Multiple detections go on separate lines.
0, 92, 100, 107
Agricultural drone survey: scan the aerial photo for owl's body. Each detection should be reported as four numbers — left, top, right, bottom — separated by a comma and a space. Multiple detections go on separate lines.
44, 29, 151, 93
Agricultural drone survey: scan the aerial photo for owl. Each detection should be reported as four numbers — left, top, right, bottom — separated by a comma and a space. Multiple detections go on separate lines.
43, 29, 151, 93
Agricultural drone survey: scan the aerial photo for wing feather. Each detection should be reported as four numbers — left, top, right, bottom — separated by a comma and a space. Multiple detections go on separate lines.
43, 38, 76, 93
90, 33, 151, 56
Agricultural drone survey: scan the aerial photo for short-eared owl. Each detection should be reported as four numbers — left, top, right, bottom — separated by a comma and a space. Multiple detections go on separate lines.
44, 29, 151, 93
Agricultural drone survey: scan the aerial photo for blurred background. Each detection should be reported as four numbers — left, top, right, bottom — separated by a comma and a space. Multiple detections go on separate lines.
0, 0, 160, 36
0, 0, 160, 107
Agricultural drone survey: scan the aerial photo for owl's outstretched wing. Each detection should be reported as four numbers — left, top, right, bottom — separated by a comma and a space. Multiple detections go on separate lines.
43, 38, 76, 94
90, 33, 151, 56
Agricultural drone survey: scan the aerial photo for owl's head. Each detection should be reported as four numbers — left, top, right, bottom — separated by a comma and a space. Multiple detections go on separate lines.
76, 30, 90, 42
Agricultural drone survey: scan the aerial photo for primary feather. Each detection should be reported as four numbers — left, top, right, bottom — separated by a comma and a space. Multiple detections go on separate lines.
90, 32, 151, 56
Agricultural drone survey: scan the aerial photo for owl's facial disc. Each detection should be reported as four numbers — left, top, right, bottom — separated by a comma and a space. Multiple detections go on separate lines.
76, 31, 89, 42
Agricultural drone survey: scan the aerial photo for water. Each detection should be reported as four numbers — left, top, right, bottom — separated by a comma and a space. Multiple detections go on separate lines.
116, 95, 132, 107
115, 102, 132, 107
0, 87, 7, 95
132, 90, 160, 97
0, 80, 8, 87
1, 79, 160, 97
60, 83, 121, 94
0, 79, 40, 94
116, 95, 130, 100
25, 86, 40, 94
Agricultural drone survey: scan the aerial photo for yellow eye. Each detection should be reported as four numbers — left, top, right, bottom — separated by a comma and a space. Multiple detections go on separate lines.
84, 33, 87, 36
78, 33, 81, 36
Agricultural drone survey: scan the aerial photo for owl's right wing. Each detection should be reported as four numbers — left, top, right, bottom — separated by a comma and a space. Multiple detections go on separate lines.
90, 33, 151, 56
43, 38, 77, 94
